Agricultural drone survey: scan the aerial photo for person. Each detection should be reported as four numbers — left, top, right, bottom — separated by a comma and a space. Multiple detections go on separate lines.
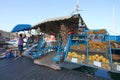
18, 34, 25, 57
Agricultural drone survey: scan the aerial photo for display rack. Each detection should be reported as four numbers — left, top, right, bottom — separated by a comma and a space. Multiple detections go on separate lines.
31, 37, 58, 59
109, 36, 120, 72
65, 28, 89, 66
87, 29, 112, 71
64, 29, 120, 73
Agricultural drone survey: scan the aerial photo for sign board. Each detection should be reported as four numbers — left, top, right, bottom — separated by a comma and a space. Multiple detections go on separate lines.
94, 61, 101, 67
71, 58, 78, 63
117, 65, 120, 71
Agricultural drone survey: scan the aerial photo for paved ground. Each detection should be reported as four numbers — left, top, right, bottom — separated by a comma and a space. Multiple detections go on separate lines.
0, 57, 111, 80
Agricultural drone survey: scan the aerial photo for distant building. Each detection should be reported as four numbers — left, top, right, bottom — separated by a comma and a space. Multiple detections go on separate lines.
0, 30, 15, 40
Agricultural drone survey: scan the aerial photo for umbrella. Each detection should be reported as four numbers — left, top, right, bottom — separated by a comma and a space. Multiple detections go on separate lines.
11, 24, 31, 33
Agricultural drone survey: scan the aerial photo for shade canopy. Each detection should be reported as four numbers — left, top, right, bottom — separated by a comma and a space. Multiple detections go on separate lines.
11, 24, 31, 33
31, 14, 88, 34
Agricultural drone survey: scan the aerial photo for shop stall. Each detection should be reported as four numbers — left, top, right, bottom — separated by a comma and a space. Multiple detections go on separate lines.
30, 13, 120, 73
30, 14, 87, 70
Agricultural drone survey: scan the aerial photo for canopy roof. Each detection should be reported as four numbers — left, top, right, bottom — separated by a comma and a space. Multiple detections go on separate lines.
31, 14, 88, 33
31, 16, 72, 29
11, 24, 31, 33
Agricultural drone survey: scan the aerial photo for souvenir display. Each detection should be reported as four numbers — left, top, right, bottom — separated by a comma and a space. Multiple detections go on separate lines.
65, 29, 113, 71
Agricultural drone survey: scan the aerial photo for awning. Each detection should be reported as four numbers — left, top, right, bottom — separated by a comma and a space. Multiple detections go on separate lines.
11, 24, 31, 33
31, 16, 72, 29
31, 14, 88, 33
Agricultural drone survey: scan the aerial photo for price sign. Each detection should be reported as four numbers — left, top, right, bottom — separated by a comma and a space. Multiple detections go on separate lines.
71, 58, 78, 63
117, 65, 120, 71
94, 61, 101, 67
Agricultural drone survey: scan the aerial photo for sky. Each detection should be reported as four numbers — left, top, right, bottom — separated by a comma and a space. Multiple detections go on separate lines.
0, 0, 119, 35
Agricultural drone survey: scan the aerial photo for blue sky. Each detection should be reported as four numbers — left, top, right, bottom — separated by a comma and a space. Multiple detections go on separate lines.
0, 0, 119, 35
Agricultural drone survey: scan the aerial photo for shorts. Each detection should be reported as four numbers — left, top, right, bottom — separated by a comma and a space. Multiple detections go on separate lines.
18, 45, 23, 51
